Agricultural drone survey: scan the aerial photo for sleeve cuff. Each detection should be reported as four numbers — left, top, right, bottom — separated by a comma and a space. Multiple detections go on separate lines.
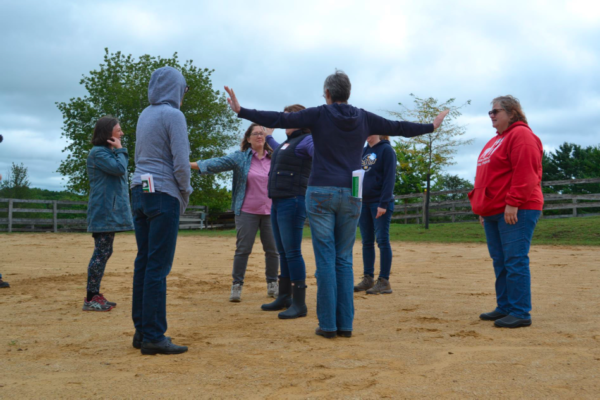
379, 201, 389, 209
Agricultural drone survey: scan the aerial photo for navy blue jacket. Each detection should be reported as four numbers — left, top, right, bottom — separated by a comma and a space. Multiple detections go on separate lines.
239, 104, 433, 189
361, 140, 396, 209
86, 146, 134, 233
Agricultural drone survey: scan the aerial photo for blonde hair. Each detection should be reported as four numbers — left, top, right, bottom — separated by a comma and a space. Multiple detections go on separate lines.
379, 135, 390, 141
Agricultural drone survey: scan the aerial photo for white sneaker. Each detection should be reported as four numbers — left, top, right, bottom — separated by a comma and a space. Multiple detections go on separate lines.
267, 281, 278, 298
230, 283, 242, 302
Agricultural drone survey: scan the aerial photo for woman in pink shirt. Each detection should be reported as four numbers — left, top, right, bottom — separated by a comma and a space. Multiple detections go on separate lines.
191, 124, 279, 303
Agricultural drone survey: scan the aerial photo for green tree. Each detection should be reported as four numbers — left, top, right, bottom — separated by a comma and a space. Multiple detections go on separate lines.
543, 143, 600, 194
0, 162, 31, 199
56, 49, 240, 214
388, 94, 472, 228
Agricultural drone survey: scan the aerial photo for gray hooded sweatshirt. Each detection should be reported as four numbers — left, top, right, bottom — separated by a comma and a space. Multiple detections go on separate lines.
131, 66, 193, 214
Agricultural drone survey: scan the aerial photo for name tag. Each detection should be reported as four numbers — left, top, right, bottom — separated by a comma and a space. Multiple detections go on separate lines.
281, 143, 290, 150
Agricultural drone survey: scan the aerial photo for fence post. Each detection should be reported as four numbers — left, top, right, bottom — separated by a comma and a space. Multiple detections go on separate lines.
421, 192, 427, 225
53, 201, 58, 232
572, 198, 577, 217
451, 203, 456, 223
8, 199, 13, 233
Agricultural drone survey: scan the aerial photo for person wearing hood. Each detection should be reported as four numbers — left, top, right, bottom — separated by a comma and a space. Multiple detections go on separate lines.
354, 135, 396, 295
468, 95, 543, 329
224, 70, 449, 339
130, 66, 192, 355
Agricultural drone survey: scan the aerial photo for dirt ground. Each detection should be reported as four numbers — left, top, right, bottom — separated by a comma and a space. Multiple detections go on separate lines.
0, 233, 599, 399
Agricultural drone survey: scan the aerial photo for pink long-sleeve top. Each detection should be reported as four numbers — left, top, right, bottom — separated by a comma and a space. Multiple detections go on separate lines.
241, 149, 272, 215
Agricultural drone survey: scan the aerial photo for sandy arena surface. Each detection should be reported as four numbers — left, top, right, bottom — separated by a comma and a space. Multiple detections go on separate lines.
0, 233, 599, 399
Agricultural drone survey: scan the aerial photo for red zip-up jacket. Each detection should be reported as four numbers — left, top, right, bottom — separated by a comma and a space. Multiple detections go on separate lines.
468, 121, 544, 217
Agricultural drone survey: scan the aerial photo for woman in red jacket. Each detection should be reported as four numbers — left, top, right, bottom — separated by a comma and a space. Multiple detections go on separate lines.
468, 95, 543, 329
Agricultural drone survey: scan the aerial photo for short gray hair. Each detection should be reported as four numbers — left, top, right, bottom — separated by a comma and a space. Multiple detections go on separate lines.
323, 70, 351, 103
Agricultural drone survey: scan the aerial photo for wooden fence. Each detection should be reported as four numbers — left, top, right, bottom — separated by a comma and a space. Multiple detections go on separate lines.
392, 177, 600, 224
0, 199, 207, 233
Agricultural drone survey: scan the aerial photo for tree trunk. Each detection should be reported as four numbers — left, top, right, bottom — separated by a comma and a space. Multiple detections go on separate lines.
425, 173, 431, 229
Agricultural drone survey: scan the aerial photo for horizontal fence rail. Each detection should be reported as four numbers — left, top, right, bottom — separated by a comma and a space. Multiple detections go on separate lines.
392, 177, 600, 225
0, 199, 207, 233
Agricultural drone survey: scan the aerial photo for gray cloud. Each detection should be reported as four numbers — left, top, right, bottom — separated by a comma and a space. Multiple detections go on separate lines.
1, 0, 599, 190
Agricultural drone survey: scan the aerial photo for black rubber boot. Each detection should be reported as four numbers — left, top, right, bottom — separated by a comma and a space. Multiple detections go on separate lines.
278, 280, 307, 319
261, 277, 292, 311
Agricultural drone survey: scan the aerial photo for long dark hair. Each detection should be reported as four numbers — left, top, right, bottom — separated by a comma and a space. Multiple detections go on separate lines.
240, 123, 273, 156
92, 116, 119, 146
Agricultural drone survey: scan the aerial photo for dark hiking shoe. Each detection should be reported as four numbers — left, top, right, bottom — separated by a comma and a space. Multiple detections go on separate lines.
278, 281, 307, 319
479, 310, 508, 321
494, 315, 532, 329
82, 296, 112, 312
133, 331, 171, 350
315, 327, 336, 339
337, 330, 352, 338
96, 293, 116, 308
141, 339, 188, 355
354, 275, 374, 292
262, 278, 292, 311
0, 279, 9, 289
366, 277, 392, 294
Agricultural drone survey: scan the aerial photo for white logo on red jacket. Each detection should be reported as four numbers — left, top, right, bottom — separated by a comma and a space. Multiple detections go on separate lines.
478, 137, 504, 166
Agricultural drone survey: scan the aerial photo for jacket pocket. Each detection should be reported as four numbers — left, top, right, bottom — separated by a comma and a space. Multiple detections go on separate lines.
275, 171, 294, 191
468, 187, 496, 216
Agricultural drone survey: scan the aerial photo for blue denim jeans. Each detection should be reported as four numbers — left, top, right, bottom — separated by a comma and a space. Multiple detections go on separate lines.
131, 186, 180, 343
271, 196, 307, 281
483, 209, 541, 320
306, 186, 362, 332
358, 201, 394, 280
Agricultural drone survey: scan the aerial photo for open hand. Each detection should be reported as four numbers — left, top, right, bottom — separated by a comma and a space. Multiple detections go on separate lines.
263, 127, 274, 136
433, 109, 450, 130
504, 205, 518, 225
224, 86, 241, 114
107, 137, 122, 149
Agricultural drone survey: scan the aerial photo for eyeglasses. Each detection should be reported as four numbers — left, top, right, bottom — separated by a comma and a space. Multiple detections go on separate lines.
488, 109, 504, 117
184, 86, 190, 93
250, 132, 265, 137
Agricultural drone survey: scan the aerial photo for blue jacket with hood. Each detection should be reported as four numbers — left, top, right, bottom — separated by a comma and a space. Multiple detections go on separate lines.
131, 67, 192, 214
239, 104, 433, 189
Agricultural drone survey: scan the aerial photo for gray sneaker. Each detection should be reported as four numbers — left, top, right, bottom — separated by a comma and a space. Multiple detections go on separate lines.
354, 275, 375, 292
267, 281, 278, 298
230, 283, 242, 302
366, 277, 393, 294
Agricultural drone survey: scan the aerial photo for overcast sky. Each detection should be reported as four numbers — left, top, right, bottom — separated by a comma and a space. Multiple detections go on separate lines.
1, 0, 599, 191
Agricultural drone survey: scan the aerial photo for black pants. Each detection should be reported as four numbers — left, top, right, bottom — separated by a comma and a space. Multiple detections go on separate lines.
86, 232, 115, 293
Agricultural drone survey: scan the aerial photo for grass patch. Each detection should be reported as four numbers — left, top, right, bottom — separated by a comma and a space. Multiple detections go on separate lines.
182, 216, 600, 246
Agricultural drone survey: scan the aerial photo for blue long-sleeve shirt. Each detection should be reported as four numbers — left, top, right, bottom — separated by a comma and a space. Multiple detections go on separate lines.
239, 104, 433, 188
